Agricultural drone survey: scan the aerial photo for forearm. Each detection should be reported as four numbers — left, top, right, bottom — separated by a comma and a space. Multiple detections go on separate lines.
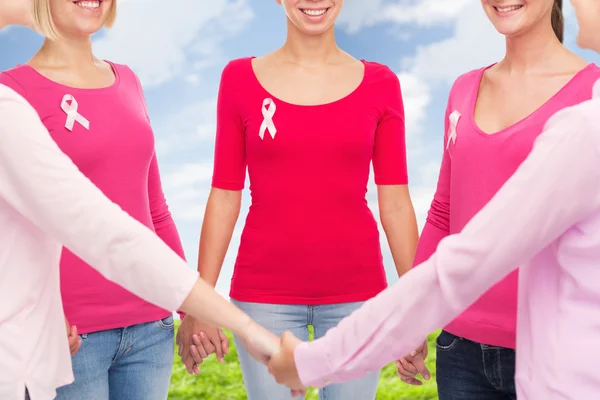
377, 185, 419, 276
380, 207, 418, 277
197, 188, 241, 287
180, 278, 251, 335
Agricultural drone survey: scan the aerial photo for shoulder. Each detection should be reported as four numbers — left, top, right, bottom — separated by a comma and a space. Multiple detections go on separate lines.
448, 67, 485, 98
221, 57, 253, 81
363, 61, 399, 86
106, 61, 141, 85
0, 65, 36, 97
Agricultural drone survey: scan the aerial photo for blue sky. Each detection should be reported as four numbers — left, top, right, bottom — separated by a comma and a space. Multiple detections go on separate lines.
2, 0, 599, 298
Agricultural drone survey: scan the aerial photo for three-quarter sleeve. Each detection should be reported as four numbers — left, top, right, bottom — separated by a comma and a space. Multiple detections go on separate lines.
211, 62, 246, 190
372, 70, 408, 185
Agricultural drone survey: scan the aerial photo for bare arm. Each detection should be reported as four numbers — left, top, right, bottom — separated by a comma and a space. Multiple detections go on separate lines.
197, 188, 241, 286
378, 185, 419, 277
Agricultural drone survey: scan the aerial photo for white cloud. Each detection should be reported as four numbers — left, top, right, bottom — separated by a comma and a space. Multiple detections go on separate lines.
154, 98, 217, 156
161, 163, 213, 222
401, 3, 505, 86
339, 0, 472, 33
93, 0, 253, 87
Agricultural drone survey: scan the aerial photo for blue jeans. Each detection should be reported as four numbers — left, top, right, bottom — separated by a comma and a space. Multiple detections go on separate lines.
55, 315, 175, 400
436, 330, 517, 400
232, 300, 380, 400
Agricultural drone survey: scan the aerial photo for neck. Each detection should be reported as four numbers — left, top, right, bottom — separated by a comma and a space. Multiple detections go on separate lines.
35, 35, 96, 68
279, 22, 341, 65
501, 23, 565, 73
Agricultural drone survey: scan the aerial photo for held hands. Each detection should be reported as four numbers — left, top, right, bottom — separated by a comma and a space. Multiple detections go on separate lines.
268, 331, 307, 397
176, 316, 229, 374
65, 318, 81, 356
396, 340, 430, 385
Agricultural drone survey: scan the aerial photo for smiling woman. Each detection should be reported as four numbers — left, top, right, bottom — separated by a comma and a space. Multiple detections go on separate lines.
0, 0, 194, 399
33, 0, 116, 40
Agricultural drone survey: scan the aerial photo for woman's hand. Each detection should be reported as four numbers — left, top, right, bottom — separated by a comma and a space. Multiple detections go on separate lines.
65, 317, 81, 356
176, 315, 229, 374
396, 340, 430, 385
268, 331, 306, 395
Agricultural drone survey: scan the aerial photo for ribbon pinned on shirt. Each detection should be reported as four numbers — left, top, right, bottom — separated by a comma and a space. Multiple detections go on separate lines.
61, 94, 90, 132
446, 110, 460, 149
259, 98, 277, 140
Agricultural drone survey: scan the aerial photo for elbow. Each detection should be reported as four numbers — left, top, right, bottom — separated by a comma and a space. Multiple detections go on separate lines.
425, 198, 450, 232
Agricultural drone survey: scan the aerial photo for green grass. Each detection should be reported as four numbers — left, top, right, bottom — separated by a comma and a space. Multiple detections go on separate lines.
168, 321, 439, 399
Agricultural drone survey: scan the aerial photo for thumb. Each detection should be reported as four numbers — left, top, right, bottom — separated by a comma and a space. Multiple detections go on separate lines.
70, 325, 77, 338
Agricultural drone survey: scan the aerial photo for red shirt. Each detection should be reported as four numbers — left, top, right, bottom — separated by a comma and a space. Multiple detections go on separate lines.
212, 57, 408, 304
0, 63, 186, 333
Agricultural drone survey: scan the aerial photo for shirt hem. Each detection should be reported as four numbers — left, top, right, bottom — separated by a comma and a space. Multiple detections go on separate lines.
229, 287, 387, 306
444, 319, 516, 349
75, 310, 172, 334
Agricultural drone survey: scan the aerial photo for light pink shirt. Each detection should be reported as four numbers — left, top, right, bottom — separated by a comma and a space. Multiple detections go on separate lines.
0, 84, 198, 400
295, 80, 600, 399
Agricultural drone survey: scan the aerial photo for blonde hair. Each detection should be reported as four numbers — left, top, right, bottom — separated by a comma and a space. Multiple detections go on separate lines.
32, 0, 117, 40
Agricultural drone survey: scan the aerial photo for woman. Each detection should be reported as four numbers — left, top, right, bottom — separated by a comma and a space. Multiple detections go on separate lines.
266, 1, 600, 398
394, 0, 600, 397
176, 0, 420, 399
0, 1, 188, 399
0, 3, 277, 400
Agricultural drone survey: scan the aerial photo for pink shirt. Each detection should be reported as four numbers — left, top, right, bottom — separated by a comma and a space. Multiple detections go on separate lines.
0, 84, 198, 400
413, 63, 600, 348
0, 63, 185, 333
294, 79, 600, 399
212, 58, 408, 305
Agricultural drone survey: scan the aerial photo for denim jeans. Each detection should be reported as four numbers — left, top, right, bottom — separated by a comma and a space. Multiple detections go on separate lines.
232, 300, 380, 400
436, 330, 517, 400
55, 315, 175, 400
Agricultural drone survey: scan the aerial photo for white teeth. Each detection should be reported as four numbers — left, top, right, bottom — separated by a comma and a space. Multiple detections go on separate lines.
496, 5, 522, 12
302, 9, 327, 16
75, 1, 100, 9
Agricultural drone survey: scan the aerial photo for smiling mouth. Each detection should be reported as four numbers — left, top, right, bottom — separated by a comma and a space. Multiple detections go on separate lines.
494, 4, 523, 13
72, 0, 102, 10
301, 8, 330, 17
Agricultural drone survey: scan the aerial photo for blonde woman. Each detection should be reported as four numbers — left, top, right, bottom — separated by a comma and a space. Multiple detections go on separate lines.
0, 2, 277, 400
0, 1, 190, 399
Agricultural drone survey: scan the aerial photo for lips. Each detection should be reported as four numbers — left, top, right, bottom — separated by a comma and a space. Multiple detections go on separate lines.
72, 0, 102, 10
494, 4, 523, 13
301, 8, 328, 17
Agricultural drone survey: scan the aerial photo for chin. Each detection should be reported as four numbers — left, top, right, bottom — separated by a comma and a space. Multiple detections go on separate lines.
74, 23, 104, 36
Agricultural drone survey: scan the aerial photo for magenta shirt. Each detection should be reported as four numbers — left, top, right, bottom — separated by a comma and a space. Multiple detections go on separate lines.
413, 63, 600, 348
295, 78, 600, 399
212, 58, 408, 305
0, 62, 185, 333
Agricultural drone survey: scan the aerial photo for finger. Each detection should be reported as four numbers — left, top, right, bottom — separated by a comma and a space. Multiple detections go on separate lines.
409, 354, 431, 380
69, 325, 77, 338
198, 332, 217, 355
397, 372, 423, 386
175, 330, 181, 347
192, 363, 200, 375
219, 330, 230, 355
422, 341, 429, 358
214, 333, 225, 363
184, 358, 195, 375
189, 344, 206, 365
397, 358, 418, 376
192, 335, 210, 358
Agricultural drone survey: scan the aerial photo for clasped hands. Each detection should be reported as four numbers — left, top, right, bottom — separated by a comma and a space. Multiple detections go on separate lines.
176, 316, 430, 395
